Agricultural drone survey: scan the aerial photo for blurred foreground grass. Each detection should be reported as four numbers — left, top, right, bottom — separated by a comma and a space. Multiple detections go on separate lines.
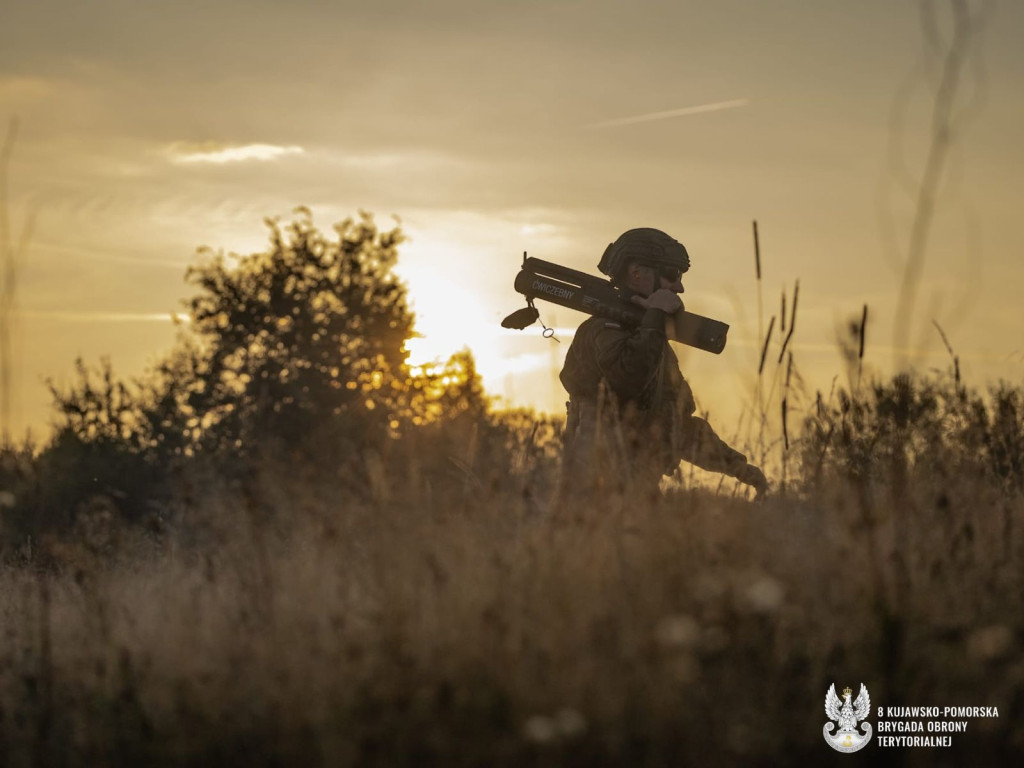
1, 375, 1023, 766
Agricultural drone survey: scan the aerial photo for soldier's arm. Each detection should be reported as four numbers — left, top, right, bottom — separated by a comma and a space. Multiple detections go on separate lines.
675, 414, 748, 476
590, 308, 667, 399
674, 380, 768, 493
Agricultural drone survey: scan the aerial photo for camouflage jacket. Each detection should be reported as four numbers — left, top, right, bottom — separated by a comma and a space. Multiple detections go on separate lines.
559, 308, 746, 485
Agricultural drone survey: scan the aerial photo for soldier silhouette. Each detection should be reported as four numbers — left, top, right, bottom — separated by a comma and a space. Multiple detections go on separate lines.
559, 228, 768, 498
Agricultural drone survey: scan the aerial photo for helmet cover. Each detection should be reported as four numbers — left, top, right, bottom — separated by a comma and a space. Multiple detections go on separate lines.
598, 228, 690, 281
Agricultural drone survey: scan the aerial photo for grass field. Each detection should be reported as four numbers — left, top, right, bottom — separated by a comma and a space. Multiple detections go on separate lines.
1, 371, 1022, 767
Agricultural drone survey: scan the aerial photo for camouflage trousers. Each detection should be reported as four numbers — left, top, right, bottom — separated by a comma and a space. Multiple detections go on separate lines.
559, 397, 676, 499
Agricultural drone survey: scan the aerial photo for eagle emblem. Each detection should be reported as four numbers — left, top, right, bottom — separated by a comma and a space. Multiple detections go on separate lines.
823, 683, 872, 753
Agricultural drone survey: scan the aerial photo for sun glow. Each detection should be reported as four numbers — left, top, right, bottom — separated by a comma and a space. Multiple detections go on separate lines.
399, 257, 559, 405
401, 265, 503, 370
394, 218, 578, 411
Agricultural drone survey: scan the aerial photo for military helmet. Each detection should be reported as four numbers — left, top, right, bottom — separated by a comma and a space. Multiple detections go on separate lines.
598, 228, 690, 282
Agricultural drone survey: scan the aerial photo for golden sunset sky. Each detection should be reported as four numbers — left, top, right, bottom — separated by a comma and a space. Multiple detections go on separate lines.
2, 0, 1022, 438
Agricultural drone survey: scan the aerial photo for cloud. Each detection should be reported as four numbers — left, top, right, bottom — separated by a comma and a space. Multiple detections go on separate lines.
20, 309, 185, 323
587, 99, 749, 130
0, 75, 60, 104
167, 142, 305, 165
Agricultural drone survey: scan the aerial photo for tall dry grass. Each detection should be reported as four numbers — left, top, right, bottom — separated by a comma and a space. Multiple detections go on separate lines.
1, 380, 1022, 766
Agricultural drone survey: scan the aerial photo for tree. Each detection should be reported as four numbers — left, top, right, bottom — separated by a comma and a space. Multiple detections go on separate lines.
179, 208, 419, 457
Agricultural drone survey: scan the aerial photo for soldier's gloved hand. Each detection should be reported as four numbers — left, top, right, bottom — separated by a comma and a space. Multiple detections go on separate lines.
735, 462, 769, 498
631, 289, 683, 315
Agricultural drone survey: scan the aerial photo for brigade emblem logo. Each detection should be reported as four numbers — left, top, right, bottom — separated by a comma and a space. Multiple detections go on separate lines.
823, 683, 872, 753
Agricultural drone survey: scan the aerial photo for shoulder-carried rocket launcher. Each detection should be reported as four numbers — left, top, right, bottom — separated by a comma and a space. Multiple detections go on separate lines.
501, 256, 729, 354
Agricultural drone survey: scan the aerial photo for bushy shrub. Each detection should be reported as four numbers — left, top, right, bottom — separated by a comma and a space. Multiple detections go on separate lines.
802, 373, 1024, 495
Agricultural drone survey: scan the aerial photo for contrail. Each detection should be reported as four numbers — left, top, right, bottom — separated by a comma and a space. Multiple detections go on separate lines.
588, 98, 749, 129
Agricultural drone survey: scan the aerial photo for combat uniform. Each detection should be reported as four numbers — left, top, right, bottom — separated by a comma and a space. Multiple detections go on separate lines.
560, 307, 748, 493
